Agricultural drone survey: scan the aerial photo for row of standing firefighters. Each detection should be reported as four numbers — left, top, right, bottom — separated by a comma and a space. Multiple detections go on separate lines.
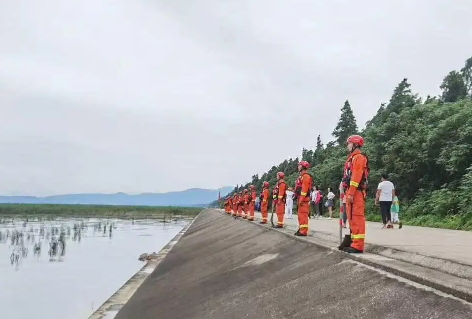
223, 135, 368, 254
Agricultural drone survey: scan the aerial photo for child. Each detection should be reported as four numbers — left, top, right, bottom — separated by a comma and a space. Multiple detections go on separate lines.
391, 190, 402, 229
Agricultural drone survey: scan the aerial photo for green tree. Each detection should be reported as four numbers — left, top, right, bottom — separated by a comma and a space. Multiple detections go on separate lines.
312, 134, 324, 165
386, 78, 416, 116
332, 100, 358, 145
440, 71, 467, 102
460, 56, 472, 96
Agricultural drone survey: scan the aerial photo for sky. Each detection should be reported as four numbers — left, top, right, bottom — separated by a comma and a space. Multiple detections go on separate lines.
1, 0, 471, 196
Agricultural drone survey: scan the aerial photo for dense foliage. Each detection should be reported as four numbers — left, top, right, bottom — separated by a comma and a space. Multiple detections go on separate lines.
0, 204, 201, 219
218, 56, 472, 230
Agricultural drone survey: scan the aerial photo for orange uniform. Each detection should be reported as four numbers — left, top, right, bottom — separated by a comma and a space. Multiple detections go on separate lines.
232, 194, 238, 216
345, 149, 368, 252
297, 172, 312, 235
228, 197, 233, 214
261, 187, 269, 223
243, 193, 249, 219
224, 198, 230, 213
249, 188, 256, 221
238, 193, 243, 217
276, 179, 287, 227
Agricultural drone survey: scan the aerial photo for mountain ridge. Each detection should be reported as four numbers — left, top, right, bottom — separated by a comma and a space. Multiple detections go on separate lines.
0, 187, 233, 207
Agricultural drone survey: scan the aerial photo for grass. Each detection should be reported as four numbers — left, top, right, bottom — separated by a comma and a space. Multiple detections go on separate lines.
0, 203, 202, 220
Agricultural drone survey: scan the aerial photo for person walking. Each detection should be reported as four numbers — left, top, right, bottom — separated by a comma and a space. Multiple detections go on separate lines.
285, 187, 294, 219
326, 187, 335, 219
375, 173, 395, 229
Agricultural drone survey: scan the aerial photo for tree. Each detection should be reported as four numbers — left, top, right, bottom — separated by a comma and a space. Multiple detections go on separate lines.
312, 134, 324, 165
460, 56, 472, 96
386, 78, 416, 115
332, 100, 358, 145
301, 148, 314, 163
440, 71, 467, 102
424, 95, 438, 104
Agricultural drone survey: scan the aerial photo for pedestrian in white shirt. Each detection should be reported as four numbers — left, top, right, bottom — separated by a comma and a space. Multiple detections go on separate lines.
326, 187, 335, 219
375, 173, 395, 229
310, 186, 318, 219
285, 187, 294, 219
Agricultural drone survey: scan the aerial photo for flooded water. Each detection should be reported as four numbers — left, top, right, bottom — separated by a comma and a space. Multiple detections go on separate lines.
0, 217, 188, 319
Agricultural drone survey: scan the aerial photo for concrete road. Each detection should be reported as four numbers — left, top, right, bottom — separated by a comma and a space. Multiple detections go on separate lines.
250, 211, 472, 266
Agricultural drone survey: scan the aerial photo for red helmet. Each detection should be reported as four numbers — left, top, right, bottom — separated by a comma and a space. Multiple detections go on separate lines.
244, 189, 248, 193
347, 135, 364, 147
263, 181, 269, 187
298, 161, 310, 169
277, 172, 285, 179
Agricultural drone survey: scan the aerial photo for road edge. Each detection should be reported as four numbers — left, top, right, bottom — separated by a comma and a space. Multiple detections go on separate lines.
88, 210, 203, 319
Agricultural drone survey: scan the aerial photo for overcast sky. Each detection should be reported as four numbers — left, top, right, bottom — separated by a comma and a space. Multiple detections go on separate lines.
1, 0, 471, 196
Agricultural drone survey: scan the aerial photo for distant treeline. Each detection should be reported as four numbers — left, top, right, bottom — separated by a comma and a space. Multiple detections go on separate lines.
0, 203, 202, 218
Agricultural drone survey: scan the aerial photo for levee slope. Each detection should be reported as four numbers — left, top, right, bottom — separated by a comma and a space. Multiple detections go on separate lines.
115, 209, 472, 319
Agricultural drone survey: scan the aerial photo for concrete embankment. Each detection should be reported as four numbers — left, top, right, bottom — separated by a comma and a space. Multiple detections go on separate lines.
88, 217, 198, 319
114, 210, 472, 319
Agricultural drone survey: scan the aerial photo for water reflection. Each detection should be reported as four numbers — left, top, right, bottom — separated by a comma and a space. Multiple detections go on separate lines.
0, 217, 188, 319
0, 217, 187, 271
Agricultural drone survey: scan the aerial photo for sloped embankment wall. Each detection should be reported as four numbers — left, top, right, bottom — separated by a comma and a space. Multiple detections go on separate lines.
115, 210, 472, 319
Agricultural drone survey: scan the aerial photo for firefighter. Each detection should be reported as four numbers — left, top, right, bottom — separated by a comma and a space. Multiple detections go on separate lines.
295, 161, 312, 236
340, 134, 368, 253
248, 185, 256, 221
224, 197, 230, 214
228, 196, 233, 215
243, 189, 249, 219
234, 192, 238, 216
274, 172, 287, 228
260, 181, 270, 224
238, 191, 244, 217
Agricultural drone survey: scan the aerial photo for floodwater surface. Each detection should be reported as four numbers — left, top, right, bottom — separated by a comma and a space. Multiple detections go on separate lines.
0, 217, 188, 319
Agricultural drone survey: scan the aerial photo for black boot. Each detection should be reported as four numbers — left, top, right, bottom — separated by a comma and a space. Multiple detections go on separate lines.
294, 229, 301, 236
272, 225, 283, 228
295, 232, 307, 236
338, 235, 352, 250
342, 247, 363, 253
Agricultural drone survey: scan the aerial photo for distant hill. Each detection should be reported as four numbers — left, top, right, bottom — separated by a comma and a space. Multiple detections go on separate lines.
0, 187, 233, 207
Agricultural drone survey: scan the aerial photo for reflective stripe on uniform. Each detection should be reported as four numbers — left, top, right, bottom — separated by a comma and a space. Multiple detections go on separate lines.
301, 192, 307, 196
350, 181, 359, 187
300, 224, 309, 228
351, 234, 365, 239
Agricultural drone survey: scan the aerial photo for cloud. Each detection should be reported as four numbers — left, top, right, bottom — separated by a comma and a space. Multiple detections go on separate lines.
0, 0, 471, 195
